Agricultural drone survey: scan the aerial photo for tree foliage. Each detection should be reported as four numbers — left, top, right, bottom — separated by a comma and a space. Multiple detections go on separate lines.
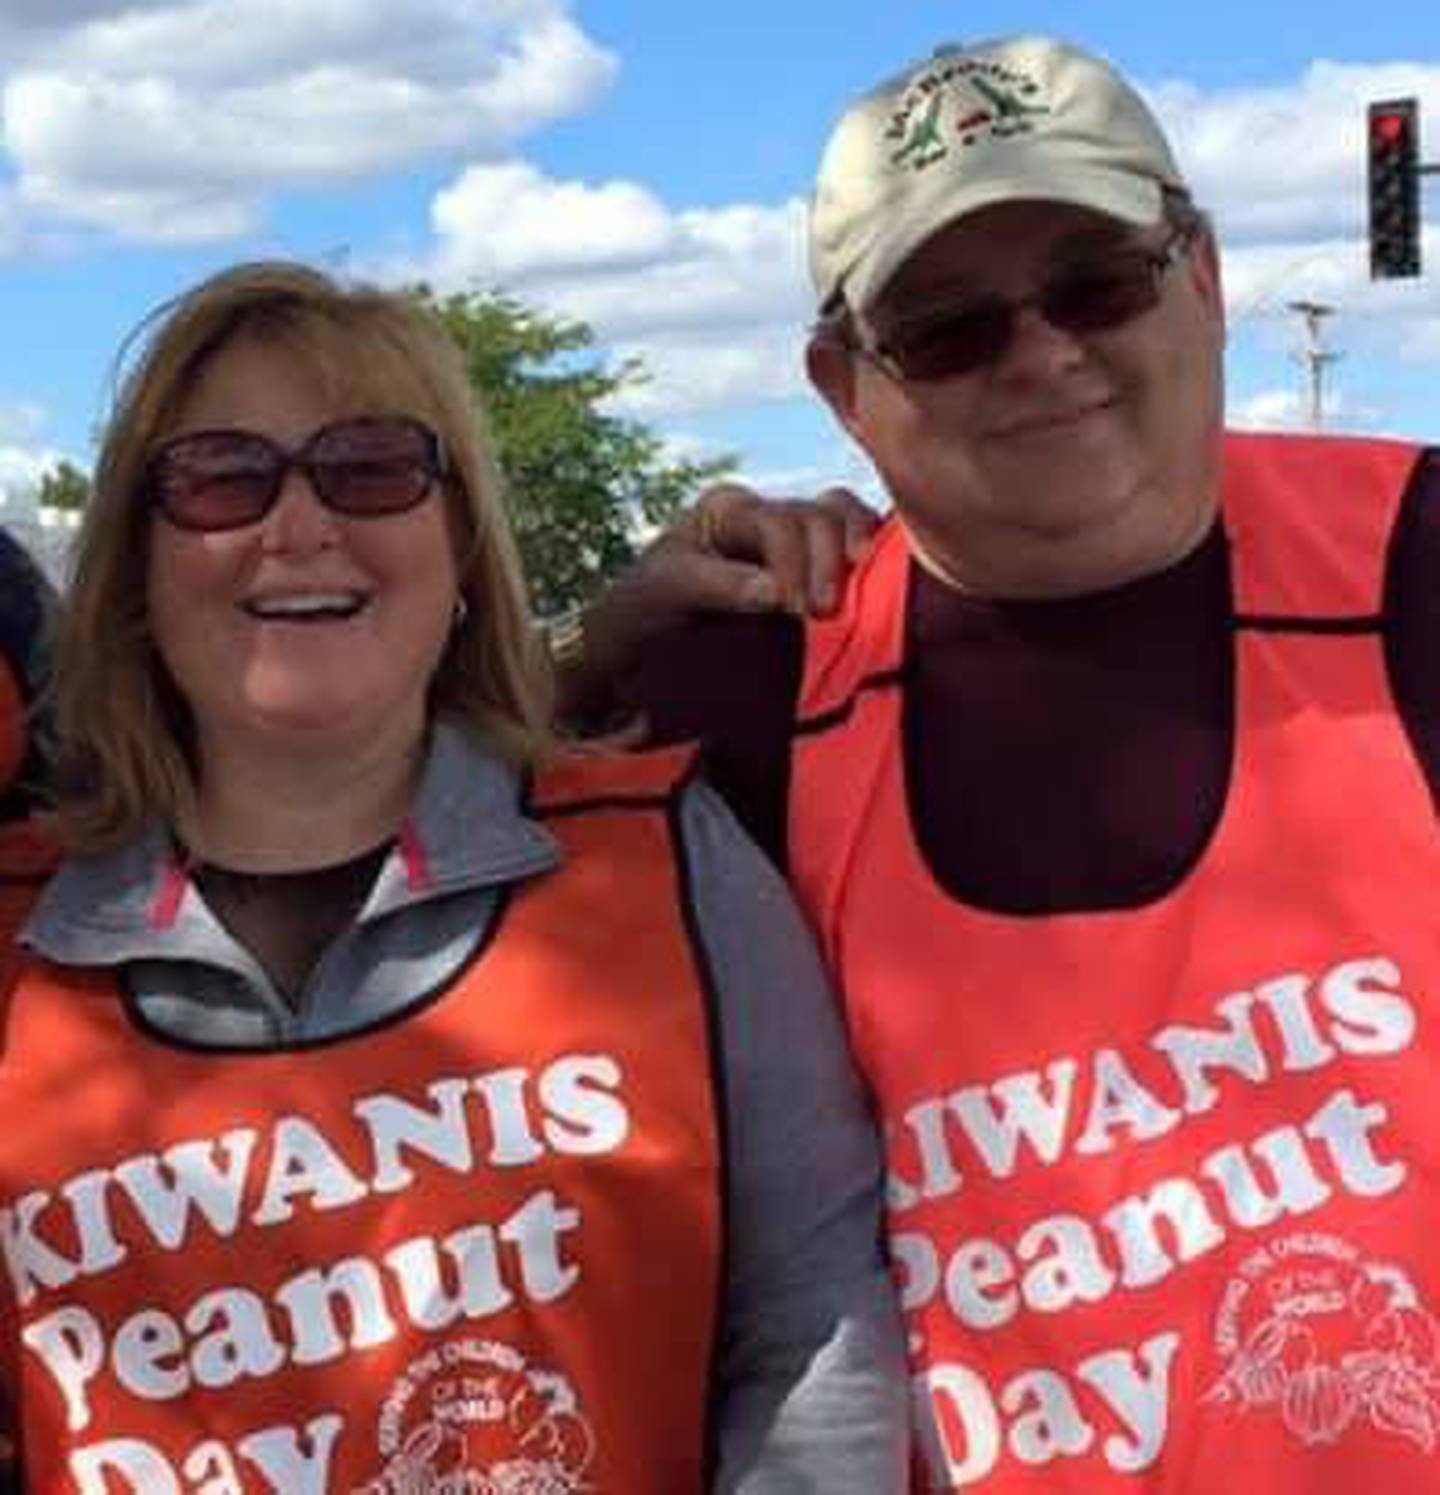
423, 289, 735, 617
36, 460, 92, 512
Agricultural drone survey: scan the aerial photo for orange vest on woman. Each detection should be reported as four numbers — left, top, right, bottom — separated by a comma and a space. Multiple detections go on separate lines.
791, 434, 1440, 1492
0, 749, 721, 1494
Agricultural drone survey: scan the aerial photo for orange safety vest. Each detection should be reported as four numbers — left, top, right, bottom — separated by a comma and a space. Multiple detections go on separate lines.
791, 433, 1440, 1491
0, 748, 721, 1494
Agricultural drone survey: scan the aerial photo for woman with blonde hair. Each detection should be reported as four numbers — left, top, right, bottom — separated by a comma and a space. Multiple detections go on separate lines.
0, 262, 905, 1491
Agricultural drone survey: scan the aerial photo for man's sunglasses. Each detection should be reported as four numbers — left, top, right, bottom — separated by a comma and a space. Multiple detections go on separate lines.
145, 415, 448, 533
849, 226, 1196, 383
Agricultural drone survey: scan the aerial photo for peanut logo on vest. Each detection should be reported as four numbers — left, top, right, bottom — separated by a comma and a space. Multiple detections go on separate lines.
1, 1051, 633, 1491
356, 1336, 594, 1493
1207, 1233, 1440, 1452
883, 953, 1437, 1486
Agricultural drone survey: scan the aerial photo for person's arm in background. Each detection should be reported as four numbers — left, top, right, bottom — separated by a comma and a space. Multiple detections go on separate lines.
678, 779, 909, 1491
554, 485, 879, 730
0, 528, 59, 819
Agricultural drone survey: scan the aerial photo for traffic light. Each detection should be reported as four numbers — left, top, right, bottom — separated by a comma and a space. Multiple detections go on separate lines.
1367, 99, 1420, 279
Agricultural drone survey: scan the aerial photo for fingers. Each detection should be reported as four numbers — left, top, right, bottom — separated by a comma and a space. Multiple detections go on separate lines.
635, 536, 784, 616
574, 479, 879, 696
692, 482, 879, 616
693, 489, 809, 614
816, 486, 883, 562
575, 530, 778, 699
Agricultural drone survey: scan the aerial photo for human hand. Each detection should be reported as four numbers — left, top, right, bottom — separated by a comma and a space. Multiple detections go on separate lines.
553, 482, 880, 725
654, 481, 881, 618
600, 478, 876, 637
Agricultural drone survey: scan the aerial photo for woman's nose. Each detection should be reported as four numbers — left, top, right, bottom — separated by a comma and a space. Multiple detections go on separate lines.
258, 465, 338, 553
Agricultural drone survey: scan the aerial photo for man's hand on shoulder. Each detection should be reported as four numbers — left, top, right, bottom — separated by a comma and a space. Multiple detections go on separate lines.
655, 480, 880, 619
557, 482, 880, 725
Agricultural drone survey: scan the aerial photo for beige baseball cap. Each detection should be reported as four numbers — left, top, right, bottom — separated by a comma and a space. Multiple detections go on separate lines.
809, 35, 1188, 313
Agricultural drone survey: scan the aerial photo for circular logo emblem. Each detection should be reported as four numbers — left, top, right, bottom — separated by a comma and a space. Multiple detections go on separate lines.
356, 1337, 595, 1494
1207, 1233, 1440, 1453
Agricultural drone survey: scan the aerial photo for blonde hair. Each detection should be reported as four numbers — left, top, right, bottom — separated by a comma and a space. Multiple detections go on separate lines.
54, 260, 552, 852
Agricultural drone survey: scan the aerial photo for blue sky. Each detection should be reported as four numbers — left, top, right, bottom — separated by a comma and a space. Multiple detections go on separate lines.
1, 0, 1438, 549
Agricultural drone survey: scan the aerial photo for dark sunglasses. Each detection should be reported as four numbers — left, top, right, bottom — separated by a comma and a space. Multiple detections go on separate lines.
852, 227, 1196, 383
145, 415, 448, 533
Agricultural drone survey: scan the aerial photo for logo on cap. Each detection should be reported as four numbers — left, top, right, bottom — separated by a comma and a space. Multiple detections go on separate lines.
887, 58, 1051, 173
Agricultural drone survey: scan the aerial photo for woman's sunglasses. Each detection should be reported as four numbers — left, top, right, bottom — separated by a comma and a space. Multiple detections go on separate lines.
145, 415, 447, 533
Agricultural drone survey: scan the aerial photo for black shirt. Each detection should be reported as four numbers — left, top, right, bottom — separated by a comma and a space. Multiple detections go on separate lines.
627, 450, 1439, 915
0, 528, 56, 819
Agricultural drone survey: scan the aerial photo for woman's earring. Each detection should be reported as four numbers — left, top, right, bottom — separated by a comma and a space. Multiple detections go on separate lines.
452, 595, 469, 630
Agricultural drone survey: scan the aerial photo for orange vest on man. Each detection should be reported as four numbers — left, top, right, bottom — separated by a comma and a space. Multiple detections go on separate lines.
791, 433, 1440, 1491
0, 751, 721, 1493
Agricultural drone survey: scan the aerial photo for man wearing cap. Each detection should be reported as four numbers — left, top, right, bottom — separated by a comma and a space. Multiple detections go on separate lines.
576, 32, 1440, 1491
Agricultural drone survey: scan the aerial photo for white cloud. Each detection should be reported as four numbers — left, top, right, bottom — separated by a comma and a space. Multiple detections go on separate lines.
388, 52, 1440, 423
395, 160, 811, 416
1138, 61, 1440, 439
1, 0, 617, 241
1221, 236, 1360, 324
0, 405, 83, 520
0, 181, 38, 258
1398, 315, 1440, 361
729, 445, 889, 511
1151, 59, 1440, 243
0, 403, 48, 445
603, 327, 810, 418
10, 1, 178, 21
1220, 225, 1440, 377
420, 163, 807, 329
0, 444, 62, 509
1227, 377, 1395, 435
1227, 387, 1312, 431
430, 162, 679, 280
10, 27, 1435, 435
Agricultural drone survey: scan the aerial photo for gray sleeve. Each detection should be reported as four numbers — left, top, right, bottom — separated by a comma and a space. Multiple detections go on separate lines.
677, 781, 909, 1493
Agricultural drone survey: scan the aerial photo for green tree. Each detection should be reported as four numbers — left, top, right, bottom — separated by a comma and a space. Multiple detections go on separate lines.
36, 460, 91, 512
424, 289, 735, 617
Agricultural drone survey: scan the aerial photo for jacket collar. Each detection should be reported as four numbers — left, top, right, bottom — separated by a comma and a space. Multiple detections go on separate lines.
22, 721, 560, 967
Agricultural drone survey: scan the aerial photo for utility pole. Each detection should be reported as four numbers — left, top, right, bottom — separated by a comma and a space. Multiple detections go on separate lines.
1287, 300, 1341, 429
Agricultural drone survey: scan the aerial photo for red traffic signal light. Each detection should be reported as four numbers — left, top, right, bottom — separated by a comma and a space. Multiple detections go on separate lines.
1367, 99, 1420, 279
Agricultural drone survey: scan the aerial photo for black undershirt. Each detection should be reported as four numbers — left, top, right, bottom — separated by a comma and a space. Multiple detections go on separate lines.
626, 451, 1439, 914
0, 530, 56, 821
193, 843, 390, 1002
